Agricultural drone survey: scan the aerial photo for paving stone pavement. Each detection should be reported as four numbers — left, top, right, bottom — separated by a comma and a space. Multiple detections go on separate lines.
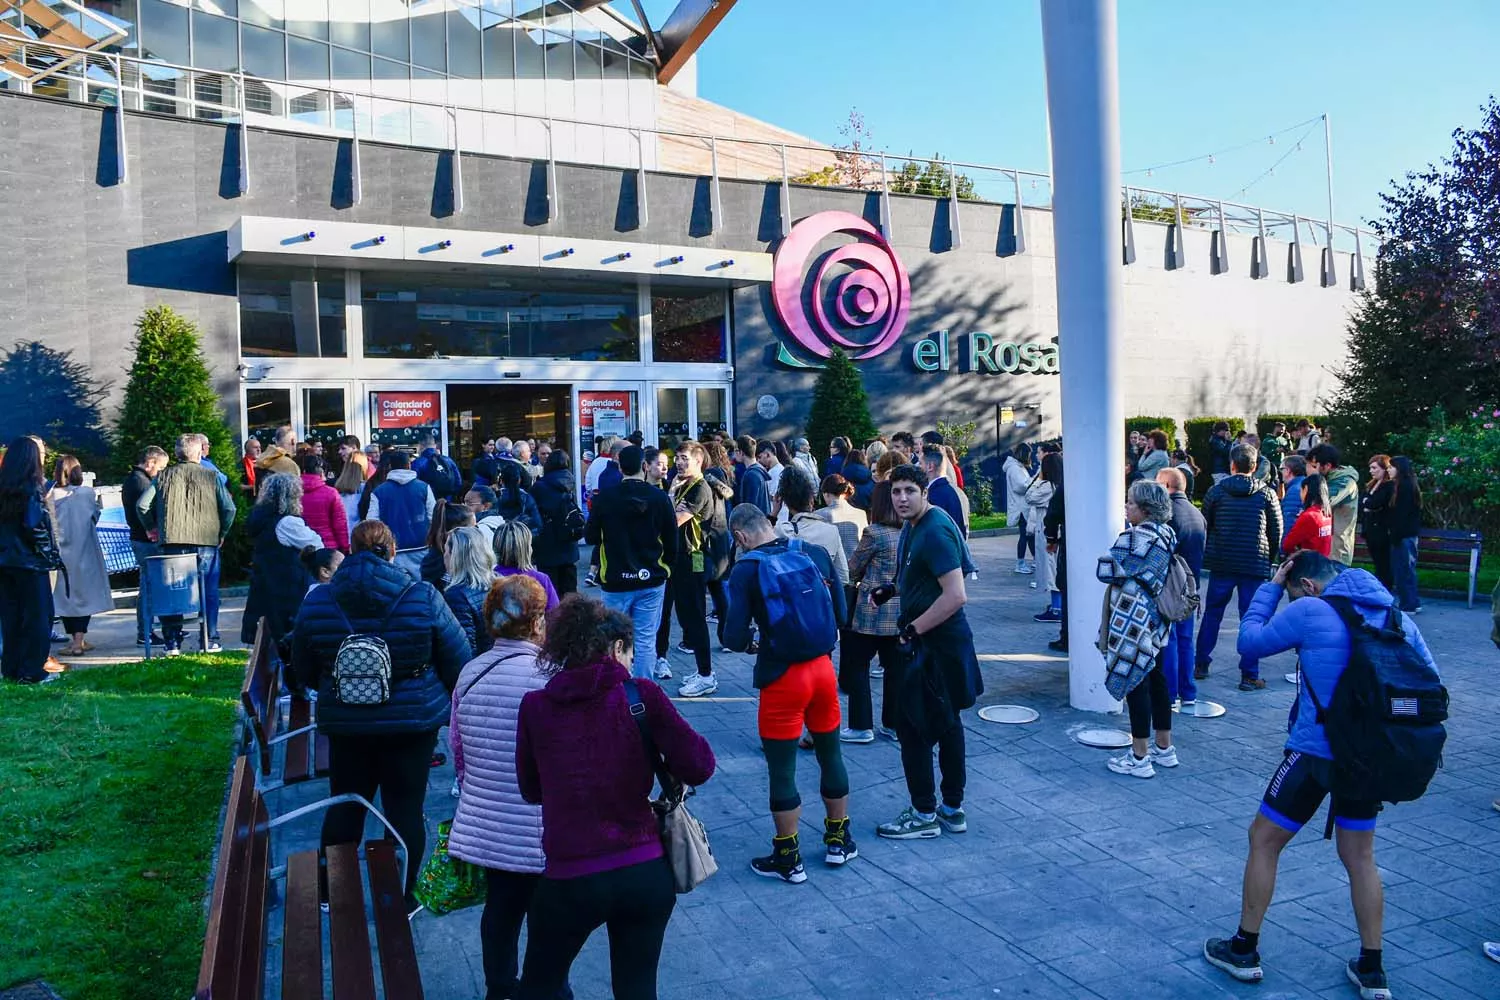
263, 537, 1500, 1000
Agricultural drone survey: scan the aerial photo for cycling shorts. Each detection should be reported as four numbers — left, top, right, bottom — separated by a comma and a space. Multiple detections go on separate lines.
1259, 750, 1380, 834
758, 655, 840, 740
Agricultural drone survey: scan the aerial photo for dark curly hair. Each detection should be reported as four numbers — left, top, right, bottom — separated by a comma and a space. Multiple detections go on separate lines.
538, 594, 634, 675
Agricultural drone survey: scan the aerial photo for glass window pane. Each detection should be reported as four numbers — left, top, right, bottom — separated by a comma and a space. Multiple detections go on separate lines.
288, 35, 329, 81
448, 9, 480, 78
241, 0, 283, 29
241, 23, 285, 79
239, 266, 346, 357
482, 10, 513, 79
656, 388, 688, 446
190, 10, 238, 71
193, 1, 236, 17
302, 388, 347, 466
410, 5, 446, 70
695, 388, 727, 439
287, 0, 329, 40
332, 46, 370, 87
246, 388, 292, 449
515, 25, 542, 78
601, 39, 628, 80
543, 30, 572, 81
361, 273, 639, 362
369, 0, 408, 60
140, 0, 190, 64
329, 0, 369, 49
652, 288, 727, 363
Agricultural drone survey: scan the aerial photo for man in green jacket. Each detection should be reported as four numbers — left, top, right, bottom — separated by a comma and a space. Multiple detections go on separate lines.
152, 433, 236, 654
1309, 444, 1359, 565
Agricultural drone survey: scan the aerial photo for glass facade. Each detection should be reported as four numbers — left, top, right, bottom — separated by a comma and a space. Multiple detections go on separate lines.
652, 287, 728, 363
238, 266, 347, 357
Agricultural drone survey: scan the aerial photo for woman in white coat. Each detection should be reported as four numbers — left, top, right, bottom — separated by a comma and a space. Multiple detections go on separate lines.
1002, 444, 1035, 575
1024, 454, 1059, 603
448, 573, 562, 1000
50, 457, 113, 656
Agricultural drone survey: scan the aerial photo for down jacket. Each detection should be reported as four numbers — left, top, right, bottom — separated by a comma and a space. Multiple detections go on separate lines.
1202, 473, 1284, 580
449, 639, 550, 874
444, 582, 494, 658
290, 550, 469, 735
299, 473, 350, 552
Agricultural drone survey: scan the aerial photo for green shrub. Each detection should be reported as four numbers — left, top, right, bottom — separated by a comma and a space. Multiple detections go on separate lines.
1393, 405, 1500, 534
1184, 416, 1246, 498
1126, 415, 1179, 449
964, 477, 994, 517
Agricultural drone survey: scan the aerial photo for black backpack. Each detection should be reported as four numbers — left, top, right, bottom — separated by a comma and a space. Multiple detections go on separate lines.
419, 454, 461, 500
1307, 596, 1448, 810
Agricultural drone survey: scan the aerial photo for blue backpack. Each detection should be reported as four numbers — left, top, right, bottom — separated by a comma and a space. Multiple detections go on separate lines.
742, 539, 838, 663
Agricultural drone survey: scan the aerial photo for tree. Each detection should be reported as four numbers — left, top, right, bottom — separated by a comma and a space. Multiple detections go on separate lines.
890, 154, 978, 200
1325, 97, 1500, 457
805, 348, 879, 457
790, 108, 883, 191
0, 340, 109, 464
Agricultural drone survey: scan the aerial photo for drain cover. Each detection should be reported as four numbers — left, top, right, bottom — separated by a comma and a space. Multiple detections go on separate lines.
1073, 727, 1132, 749
1172, 700, 1227, 718
977, 704, 1039, 724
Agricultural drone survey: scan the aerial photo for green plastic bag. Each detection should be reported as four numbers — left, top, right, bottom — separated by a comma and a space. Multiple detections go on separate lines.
413, 819, 486, 916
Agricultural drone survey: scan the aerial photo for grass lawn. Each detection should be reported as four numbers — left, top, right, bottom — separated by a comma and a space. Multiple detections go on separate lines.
969, 513, 1008, 532
0, 654, 246, 1000
1352, 549, 1500, 598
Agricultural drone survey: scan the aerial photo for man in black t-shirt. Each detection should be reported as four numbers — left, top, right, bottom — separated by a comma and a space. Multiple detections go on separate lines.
875, 463, 982, 842
666, 442, 718, 696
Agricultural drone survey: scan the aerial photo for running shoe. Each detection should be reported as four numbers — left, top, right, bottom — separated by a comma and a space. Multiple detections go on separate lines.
875, 726, 900, 744
1149, 744, 1180, 768
1483, 941, 1500, 964
876, 807, 941, 840
653, 657, 673, 680
937, 805, 967, 834
839, 728, 875, 744
202, 640, 223, 653
823, 818, 858, 866
1345, 959, 1392, 1000
583, 573, 599, 588
1107, 751, 1155, 779
1014, 562, 1034, 575
676, 641, 694, 654
1202, 937, 1263, 983
677, 673, 718, 698
1033, 608, 1062, 623
750, 836, 807, 884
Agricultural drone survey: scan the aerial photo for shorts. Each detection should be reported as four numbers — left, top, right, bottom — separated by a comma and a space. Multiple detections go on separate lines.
758, 655, 840, 740
1259, 750, 1380, 834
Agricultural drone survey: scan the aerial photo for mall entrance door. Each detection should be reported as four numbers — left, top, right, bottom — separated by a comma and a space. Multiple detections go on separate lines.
446, 384, 573, 475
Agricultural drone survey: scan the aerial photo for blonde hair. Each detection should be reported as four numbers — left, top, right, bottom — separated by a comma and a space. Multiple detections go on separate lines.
333, 460, 364, 495
444, 526, 496, 590
493, 519, 535, 571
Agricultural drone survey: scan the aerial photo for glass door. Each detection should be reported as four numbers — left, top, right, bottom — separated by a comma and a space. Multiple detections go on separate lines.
652, 384, 732, 451
302, 385, 351, 475
243, 382, 352, 461
366, 384, 448, 453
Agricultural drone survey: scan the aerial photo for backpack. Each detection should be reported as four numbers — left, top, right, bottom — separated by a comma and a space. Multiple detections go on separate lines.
1307, 595, 1448, 807
328, 584, 415, 706
1156, 554, 1200, 624
419, 453, 461, 500
741, 539, 838, 663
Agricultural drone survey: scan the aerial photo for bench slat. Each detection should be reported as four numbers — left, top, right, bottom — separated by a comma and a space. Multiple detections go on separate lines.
326, 844, 378, 998
284, 698, 314, 785
241, 619, 277, 777
282, 851, 324, 1000
196, 758, 260, 1000
235, 796, 271, 1000
365, 840, 425, 1000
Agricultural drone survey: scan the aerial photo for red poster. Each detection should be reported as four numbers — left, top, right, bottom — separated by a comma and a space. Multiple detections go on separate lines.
372, 391, 441, 429
578, 391, 633, 442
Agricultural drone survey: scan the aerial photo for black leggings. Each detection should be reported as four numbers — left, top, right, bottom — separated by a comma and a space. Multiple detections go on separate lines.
321, 729, 438, 903
761, 732, 849, 813
839, 630, 902, 731
1016, 515, 1035, 560
657, 561, 710, 676
517, 859, 675, 1000
1125, 659, 1172, 740
60, 615, 92, 634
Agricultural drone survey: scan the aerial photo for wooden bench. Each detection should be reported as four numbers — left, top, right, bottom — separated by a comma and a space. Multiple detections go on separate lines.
241, 617, 330, 791
1353, 528, 1484, 607
196, 756, 425, 999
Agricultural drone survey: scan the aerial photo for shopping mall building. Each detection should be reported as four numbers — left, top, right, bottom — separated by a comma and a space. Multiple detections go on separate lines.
0, 0, 1371, 475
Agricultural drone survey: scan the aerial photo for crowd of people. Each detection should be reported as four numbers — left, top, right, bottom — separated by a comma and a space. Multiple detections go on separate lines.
0, 412, 1469, 998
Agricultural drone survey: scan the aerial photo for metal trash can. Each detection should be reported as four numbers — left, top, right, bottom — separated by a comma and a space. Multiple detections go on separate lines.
142, 553, 205, 657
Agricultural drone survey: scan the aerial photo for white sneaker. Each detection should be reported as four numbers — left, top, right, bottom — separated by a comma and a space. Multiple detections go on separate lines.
678, 673, 718, 698
1107, 751, 1155, 778
1029, 581, 1038, 589
1149, 744, 1180, 768
1015, 562, 1034, 575
839, 728, 875, 744
654, 657, 673, 680
450, 778, 461, 799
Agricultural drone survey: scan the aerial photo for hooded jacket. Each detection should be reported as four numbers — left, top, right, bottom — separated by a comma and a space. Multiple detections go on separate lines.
1202, 473, 1284, 579
1280, 475, 1306, 541
255, 445, 299, 480
516, 659, 716, 879
584, 477, 679, 592
1238, 568, 1438, 759
1323, 464, 1360, 564
299, 473, 350, 552
843, 459, 874, 511
290, 550, 469, 735
528, 468, 580, 568
368, 469, 434, 549
1002, 455, 1032, 522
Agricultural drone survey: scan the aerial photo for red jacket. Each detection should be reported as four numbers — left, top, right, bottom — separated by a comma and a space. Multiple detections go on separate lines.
300, 473, 350, 552
1283, 506, 1332, 557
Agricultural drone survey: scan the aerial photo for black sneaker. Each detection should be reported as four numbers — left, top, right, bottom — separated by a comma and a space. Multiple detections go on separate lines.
1345, 959, 1392, 1000
823, 817, 859, 866
751, 835, 807, 884
1203, 937, 1263, 983
1048, 639, 1068, 653
1032, 608, 1062, 623
136, 632, 165, 646
1193, 662, 1210, 680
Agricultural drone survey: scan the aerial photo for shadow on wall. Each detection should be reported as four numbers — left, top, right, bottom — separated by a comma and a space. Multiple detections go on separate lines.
0, 340, 110, 461
126, 233, 235, 296
1181, 338, 1302, 424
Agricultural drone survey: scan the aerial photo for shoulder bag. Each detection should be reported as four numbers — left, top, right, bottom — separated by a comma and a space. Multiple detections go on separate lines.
623, 680, 717, 893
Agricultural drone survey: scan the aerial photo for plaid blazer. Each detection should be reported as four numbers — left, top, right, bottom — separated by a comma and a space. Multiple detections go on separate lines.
848, 523, 902, 636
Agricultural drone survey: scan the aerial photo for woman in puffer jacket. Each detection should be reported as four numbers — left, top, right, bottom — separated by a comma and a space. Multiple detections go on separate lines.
443, 525, 497, 657
448, 574, 563, 1000
291, 519, 469, 909
298, 454, 350, 552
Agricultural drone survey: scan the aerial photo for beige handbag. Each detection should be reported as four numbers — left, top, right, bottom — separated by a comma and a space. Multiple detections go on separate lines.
625, 680, 718, 893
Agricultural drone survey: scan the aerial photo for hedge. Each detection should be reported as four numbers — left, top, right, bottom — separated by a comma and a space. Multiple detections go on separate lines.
1125, 415, 1179, 449
1184, 416, 1246, 498
1255, 413, 1324, 441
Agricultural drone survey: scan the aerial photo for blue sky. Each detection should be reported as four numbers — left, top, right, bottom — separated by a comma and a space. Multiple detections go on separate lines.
627, 0, 1497, 229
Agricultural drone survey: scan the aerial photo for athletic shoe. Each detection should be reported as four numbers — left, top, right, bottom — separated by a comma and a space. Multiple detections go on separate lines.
137, 633, 165, 646
1107, 751, 1155, 778
937, 806, 967, 834
705, 611, 719, 624
1033, 608, 1062, 623
1493, 798, 1500, 814
839, 728, 875, 744
876, 726, 900, 744
654, 657, 673, 680
1193, 663, 1210, 680
1028, 581, 1038, 589
869, 664, 884, 678
823, 818, 858, 866
751, 835, 807, 884
718, 646, 735, 654
1047, 639, 1068, 653
1202, 937, 1263, 983
1180, 698, 1197, 707
1483, 941, 1500, 964
876, 807, 941, 840
676, 641, 694, 654
678, 673, 718, 698
1408, 605, 1423, 614
202, 641, 223, 653
50, 631, 68, 643
583, 573, 599, 587
1345, 959, 1392, 1000
1238, 678, 1267, 691
1149, 744, 1180, 768
164, 645, 181, 658
1014, 562, 1034, 575
1284, 671, 1299, 684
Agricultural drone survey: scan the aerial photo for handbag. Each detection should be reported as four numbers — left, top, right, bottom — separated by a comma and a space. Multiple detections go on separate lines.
623, 680, 718, 893
412, 819, 486, 915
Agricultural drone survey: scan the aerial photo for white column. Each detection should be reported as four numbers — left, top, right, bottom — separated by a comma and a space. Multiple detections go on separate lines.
1041, 0, 1126, 713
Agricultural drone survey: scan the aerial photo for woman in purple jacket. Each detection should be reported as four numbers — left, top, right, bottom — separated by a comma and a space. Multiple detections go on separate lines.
515, 595, 716, 1000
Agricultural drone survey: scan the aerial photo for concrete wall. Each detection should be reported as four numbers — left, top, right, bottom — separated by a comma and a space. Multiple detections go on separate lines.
0, 92, 1361, 469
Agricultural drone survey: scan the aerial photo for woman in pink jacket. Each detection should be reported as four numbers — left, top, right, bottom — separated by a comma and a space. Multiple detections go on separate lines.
299, 455, 350, 552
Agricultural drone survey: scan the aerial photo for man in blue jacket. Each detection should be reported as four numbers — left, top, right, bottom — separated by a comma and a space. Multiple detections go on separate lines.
1203, 551, 1436, 1000
1155, 467, 1205, 707
920, 445, 968, 539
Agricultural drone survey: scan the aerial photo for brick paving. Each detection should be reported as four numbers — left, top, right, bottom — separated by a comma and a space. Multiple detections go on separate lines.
257, 537, 1500, 1000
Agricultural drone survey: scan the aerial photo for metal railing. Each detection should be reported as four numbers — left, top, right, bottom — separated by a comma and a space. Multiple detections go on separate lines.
0, 36, 1373, 259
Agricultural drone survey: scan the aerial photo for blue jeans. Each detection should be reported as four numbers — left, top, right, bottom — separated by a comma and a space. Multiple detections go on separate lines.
1161, 615, 1197, 703
600, 584, 666, 680
1391, 537, 1420, 611
131, 540, 160, 641
1195, 573, 1263, 681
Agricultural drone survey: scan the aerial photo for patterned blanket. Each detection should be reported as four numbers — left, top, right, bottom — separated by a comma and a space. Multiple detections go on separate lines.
1095, 522, 1177, 701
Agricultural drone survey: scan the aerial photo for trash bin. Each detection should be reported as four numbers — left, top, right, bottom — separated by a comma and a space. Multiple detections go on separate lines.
143, 553, 203, 656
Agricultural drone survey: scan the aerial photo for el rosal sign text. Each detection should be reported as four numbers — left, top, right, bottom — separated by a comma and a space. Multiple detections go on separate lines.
910, 330, 1060, 375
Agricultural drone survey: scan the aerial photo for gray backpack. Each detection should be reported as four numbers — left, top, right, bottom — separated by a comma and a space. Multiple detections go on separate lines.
329, 584, 415, 706
1156, 555, 1200, 624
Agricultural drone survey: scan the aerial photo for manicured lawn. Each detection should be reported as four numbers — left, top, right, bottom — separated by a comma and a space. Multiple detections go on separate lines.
969, 513, 1008, 532
1353, 550, 1500, 598
0, 655, 246, 1000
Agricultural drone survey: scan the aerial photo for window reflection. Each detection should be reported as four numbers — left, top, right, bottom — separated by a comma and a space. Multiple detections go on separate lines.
653, 288, 728, 363
239, 266, 347, 358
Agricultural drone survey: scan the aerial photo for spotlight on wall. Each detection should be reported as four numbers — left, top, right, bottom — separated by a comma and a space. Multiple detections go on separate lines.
300, 230, 316, 241
438, 239, 453, 249
562, 247, 575, 256
498, 243, 515, 253
667, 255, 685, 265
374, 234, 387, 244
613, 251, 632, 261
718, 258, 735, 268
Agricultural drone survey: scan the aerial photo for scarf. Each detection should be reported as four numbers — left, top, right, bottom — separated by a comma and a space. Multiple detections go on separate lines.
1095, 521, 1178, 700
